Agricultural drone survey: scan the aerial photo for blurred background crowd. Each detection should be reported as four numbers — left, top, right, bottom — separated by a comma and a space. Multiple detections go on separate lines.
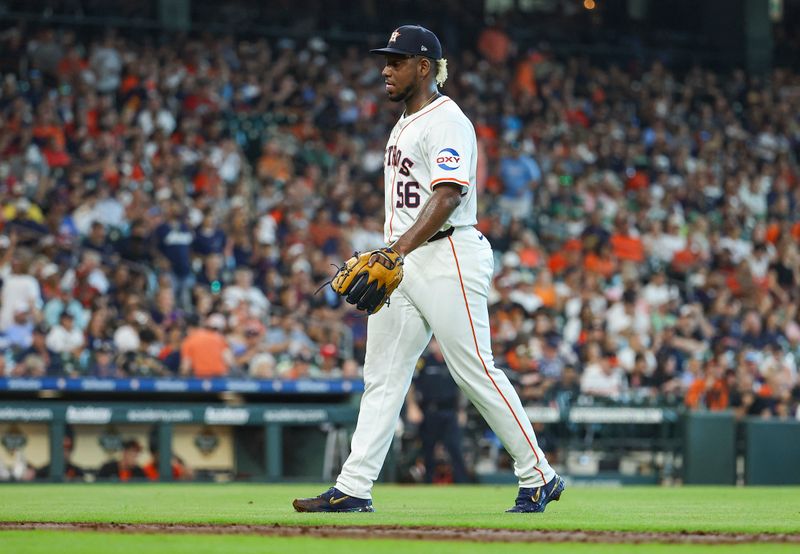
2, 0, 800, 421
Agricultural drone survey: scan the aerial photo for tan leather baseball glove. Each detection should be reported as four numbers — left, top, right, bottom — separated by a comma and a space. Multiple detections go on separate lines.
331, 247, 404, 314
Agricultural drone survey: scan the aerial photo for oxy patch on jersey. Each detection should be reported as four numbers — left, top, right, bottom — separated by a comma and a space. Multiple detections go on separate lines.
436, 148, 460, 171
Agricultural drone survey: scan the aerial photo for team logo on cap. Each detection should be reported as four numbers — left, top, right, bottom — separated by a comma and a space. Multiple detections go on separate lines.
436, 148, 460, 171
389, 30, 400, 43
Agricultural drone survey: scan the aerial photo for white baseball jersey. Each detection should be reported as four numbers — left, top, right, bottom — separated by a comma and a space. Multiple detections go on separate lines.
383, 95, 478, 243
336, 93, 555, 500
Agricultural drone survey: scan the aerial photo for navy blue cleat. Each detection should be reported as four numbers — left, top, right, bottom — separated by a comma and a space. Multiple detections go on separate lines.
292, 487, 375, 513
506, 474, 566, 513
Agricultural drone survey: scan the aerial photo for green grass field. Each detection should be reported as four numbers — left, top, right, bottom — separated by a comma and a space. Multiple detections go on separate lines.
1, 484, 799, 553
1, 531, 797, 554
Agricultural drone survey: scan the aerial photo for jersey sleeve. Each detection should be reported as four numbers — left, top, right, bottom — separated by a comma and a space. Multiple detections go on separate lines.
423, 119, 474, 191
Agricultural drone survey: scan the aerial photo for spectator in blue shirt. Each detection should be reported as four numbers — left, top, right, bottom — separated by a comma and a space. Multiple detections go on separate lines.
15, 324, 63, 376
193, 209, 227, 257
86, 341, 122, 378
4, 303, 35, 351
82, 221, 116, 263
499, 141, 541, 221
153, 199, 194, 310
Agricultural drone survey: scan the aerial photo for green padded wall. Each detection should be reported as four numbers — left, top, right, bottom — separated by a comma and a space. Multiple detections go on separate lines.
745, 419, 800, 485
683, 412, 736, 485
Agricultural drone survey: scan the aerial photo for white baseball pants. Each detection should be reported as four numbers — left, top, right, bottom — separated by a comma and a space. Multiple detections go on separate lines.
336, 226, 555, 498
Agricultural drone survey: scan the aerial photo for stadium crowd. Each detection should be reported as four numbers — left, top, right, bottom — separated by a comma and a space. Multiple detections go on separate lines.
1, 24, 799, 419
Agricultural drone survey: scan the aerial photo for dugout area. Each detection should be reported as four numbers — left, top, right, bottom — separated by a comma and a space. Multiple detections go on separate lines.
2, 398, 800, 486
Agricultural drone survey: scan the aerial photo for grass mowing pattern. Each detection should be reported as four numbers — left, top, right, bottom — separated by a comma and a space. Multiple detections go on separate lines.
0, 484, 798, 535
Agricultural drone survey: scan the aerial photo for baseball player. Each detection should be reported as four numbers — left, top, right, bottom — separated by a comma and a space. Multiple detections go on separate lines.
293, 25, 564, 513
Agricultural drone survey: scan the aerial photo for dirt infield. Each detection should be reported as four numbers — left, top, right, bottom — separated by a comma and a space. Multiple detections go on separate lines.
2, 522, 799, 544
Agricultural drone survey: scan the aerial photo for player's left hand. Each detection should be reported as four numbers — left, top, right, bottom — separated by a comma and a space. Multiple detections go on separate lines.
331, 247, 404, 314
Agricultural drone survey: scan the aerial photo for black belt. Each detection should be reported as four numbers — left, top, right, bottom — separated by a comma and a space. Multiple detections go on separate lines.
428, 227, 455, 243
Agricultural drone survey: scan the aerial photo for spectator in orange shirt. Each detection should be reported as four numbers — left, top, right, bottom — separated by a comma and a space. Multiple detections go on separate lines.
257, 140, 293, 183
180, 314, 233, 378
308, 209, 342, 253
56, 46, 87, 84
625, 169, 649, 192
548, 239, 582, 276
142, 430, 193, 481
516, 231, 542, 269
685, 360, 729, 411
584, 242, 617, 280
610, 216, 645, 263
477, 20, 512, 65
42, 136, 71, 168
512, 53, 538, 98
533, 269, 557, 309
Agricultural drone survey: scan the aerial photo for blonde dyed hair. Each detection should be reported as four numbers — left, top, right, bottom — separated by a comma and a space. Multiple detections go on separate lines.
435, 58, 448, 87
